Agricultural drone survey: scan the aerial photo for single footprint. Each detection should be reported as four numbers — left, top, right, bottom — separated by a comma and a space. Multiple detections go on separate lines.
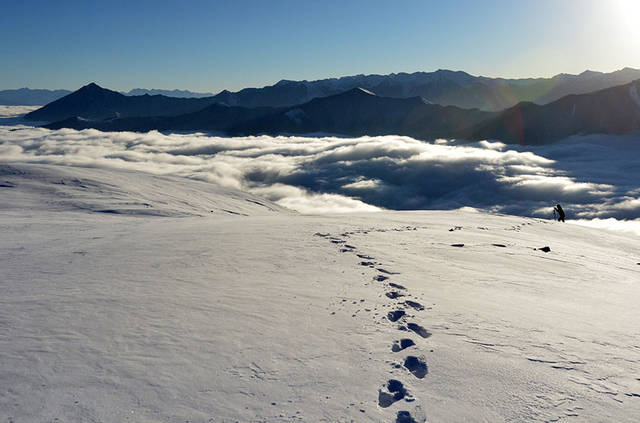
392, 338, 415, 352
396, 411, 418, 423
492, 243, 506, 247
451, 243, 465, 247
387, 310, 406, 322
403, 300, 424, 311
389, 282, 406, 290
378, 379, 407, 408
404, 356, 428, 379
374, 274, 389, 282
407, 323, 431, 338
386, 291, 406, 299
360, 261, 376, 267
378, 268, 400, 275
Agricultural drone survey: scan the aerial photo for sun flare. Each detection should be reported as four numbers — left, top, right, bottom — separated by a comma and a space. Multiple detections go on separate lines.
611, 0, 640, 38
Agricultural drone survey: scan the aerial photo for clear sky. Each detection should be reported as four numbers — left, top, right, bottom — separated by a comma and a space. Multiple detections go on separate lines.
1, 0, 639, 93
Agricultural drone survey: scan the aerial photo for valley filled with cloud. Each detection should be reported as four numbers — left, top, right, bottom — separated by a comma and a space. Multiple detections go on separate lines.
2, 112, 640, 228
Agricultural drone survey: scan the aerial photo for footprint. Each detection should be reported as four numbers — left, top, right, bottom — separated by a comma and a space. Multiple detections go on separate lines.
392, 338, 415, 352
396, 411, 418, 423
492, 243, 506, 247
407, 323, 431, 338
451, 243, 465, 247
378, 268, 400, 275
378, 379, 407, 408
403, 300, 424, 311
360, 261, 376, 267
387, 310, 406, 322
386, 291, 406, 299
404, 356, 428, 379
374, 274, 389, 282
357, 254, 375, 260
389, 282, 406, 290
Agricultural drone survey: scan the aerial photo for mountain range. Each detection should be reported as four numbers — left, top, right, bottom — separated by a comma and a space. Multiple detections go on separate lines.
0, 88, 72, 106
35, 78, 640, 144
25, 83, 221, 122
43, 87, 494, 140
472, 79, 640, 144
124, 88, 215, 98
206, 68, 640, 112
7, 67, 640, 109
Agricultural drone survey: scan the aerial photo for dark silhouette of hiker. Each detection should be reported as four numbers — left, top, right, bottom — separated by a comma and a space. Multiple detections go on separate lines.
553, 204, 565, 222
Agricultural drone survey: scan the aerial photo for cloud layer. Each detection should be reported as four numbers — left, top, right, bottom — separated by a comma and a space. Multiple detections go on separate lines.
1, 109, 640, 222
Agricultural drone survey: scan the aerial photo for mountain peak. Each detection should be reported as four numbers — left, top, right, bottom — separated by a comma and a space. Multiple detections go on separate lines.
275, 79, 297, 86
78, 82, 105, 92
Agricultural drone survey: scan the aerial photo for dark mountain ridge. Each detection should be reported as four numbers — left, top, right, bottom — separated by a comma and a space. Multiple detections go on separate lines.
41, 80, 640, 144
227, 88, 494, 139
206, 68, 640, 111
467, 79, 640, 144
25, 83, 220, 122
42, 86, 495, 140
16, 67, 640, 110
124, 88, 215, 98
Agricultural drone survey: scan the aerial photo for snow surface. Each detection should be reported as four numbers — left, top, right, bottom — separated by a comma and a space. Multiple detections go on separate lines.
1, 162, 640, 422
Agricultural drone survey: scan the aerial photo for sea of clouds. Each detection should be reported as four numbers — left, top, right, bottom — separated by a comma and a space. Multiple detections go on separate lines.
1, 107, 640, 233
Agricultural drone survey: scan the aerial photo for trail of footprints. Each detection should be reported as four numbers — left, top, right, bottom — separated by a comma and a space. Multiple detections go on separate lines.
316, 227, 430, 423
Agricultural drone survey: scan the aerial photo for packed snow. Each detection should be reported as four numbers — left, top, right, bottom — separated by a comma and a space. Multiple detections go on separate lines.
1, 107, 640, 422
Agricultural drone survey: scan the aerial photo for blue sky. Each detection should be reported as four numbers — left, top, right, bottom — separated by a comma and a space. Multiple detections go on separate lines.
1, 0, 639, 93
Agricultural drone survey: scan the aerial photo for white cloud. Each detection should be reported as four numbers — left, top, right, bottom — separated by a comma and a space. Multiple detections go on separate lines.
570, 218, 640, 237
0, 106, 40, 118
1, 111, 640, 220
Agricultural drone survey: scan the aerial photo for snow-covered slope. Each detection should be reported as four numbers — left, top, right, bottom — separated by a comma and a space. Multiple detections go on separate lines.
0, 163, 288, 217
1, 163, 639, 422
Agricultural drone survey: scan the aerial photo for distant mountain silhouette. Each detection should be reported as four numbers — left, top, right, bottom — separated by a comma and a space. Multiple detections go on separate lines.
227, 88, 494, 139
468, 79, 640, 144
10, 67, 640, 110
0, 88, 71, 106
124, 88, 214, 98
207, 68, 640, 111
25, 83, 219, 122
44, 87, 494, 140
35, 78, 640, 144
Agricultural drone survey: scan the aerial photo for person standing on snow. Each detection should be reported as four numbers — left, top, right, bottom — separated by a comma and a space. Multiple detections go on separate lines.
553, 204, 565, 222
